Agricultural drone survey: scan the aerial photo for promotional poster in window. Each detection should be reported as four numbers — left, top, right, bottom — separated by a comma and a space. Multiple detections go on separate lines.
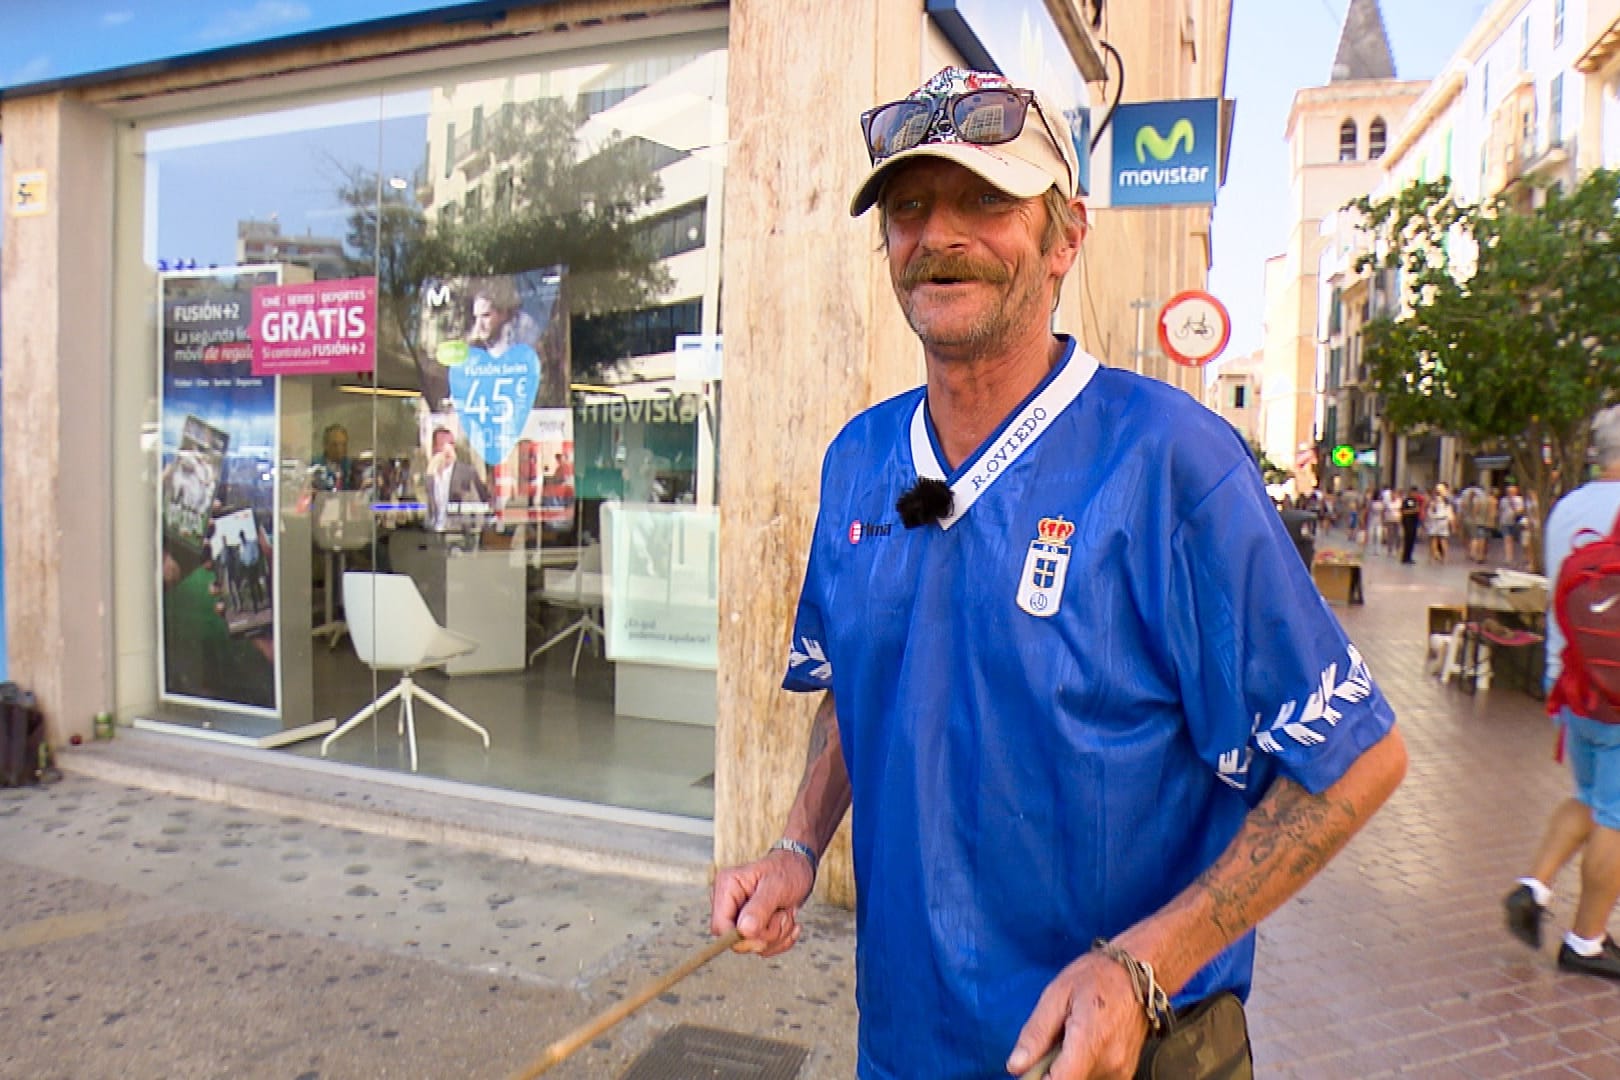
414, 267, 573, 534
158, 267, 281, 715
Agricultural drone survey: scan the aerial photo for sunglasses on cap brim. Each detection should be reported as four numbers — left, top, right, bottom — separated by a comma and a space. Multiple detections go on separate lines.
859, 87, 1072, 193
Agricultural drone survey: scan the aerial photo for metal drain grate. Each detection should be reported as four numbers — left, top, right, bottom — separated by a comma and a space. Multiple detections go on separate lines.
619, 1024, 808, 1079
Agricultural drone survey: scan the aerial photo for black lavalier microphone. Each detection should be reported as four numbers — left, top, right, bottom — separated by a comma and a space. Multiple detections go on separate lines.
897, 477, 954, 528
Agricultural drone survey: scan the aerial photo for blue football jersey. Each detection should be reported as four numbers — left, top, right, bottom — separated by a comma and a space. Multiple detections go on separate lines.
783, 339, 1395, 1079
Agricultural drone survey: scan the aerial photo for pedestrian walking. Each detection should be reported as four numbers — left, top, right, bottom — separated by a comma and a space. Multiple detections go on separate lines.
1500, 482, 1528, 567
1365, 489, 1384, 550
1382, 487, 1402, 556
1344, 487, 1364, 540
1426, 484, 1454, 563
1505, 407, 1620, 979
709, 66, 1408, 1080
1400, 485, 1423, 564
1461, 484, 1492, 563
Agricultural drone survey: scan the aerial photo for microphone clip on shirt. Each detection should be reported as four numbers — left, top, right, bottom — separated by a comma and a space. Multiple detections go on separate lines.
897, 476, 954, 528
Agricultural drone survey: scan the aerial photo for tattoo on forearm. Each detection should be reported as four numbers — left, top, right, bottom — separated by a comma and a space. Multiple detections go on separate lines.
1197, 780, 1360, 940
805, 714, 830, 768
796, 696, 838, 799
785, 695, 851, 854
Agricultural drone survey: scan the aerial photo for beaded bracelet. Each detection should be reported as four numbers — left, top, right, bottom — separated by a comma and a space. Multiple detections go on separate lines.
768, 837, 819, 882
1091, 938, 1174, 1034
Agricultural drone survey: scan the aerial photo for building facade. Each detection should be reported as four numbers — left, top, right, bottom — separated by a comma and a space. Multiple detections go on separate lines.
1205, 348, 1262, 445
1317, 0, 1603, 497
1259, 0, 1424, 489
0, 0, 1233, 899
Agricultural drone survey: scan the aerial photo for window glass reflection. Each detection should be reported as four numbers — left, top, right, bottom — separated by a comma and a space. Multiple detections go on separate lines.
131, 34, 726, 816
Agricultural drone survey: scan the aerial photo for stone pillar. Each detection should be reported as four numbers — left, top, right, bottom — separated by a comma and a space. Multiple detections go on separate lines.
715, 0, 925, 905
0, 94, 116, 744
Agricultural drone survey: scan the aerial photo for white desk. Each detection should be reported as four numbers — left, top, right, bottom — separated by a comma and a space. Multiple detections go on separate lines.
599, 503, 719, 726
387, 534, 526, 674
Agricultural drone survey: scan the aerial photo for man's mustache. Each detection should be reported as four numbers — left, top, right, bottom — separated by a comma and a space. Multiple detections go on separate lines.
899, 255, 1010, 290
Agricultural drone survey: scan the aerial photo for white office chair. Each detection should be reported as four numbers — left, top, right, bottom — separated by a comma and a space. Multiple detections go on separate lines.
321, 572, 490, 772
311, 491, 374, 647
528, 543, 604, 677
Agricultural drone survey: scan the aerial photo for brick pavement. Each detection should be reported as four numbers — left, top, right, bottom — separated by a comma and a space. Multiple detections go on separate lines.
28, 527, 1620, 1078
1247, 534, 1620, 1079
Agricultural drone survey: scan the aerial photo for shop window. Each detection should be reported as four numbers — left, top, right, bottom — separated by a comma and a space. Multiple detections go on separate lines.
1339, 119, 1357, 161
114, 31, 730, 819
1368, 117, 1387, 160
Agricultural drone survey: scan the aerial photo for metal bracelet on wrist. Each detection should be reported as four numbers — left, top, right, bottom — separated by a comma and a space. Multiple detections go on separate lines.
1091, 938, 1174, 1034
768, 837, 819, 882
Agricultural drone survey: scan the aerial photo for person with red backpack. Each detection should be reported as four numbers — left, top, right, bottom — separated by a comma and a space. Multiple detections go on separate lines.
1505, 405, 1620, 978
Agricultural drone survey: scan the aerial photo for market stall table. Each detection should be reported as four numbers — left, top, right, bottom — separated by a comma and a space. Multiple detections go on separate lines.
1311, 551, 1364, 605
1460, 570, 1548, 696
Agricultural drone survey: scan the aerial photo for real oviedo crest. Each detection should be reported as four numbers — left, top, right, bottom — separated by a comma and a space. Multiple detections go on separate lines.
1016, 516, 1075, 618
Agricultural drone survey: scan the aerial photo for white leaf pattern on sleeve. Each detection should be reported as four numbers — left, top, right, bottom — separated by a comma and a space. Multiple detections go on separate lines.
788, 636, 833, 684
1254, 645, 1372, 756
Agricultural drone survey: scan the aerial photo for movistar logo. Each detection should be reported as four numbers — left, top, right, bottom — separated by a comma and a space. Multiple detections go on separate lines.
1135, 119, 1195, 163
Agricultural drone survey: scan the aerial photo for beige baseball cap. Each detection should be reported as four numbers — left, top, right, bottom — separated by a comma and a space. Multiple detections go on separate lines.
850, 67, 1079, 218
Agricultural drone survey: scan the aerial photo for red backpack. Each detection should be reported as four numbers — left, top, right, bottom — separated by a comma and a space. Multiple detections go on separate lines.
1550, 508, 1620, 723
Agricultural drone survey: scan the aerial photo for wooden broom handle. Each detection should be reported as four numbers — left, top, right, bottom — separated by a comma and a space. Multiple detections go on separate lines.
509, 930, 743, 1079
1025, 1045, 1060, 1077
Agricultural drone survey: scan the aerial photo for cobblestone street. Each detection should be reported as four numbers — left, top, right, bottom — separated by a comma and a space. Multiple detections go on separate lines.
3, 536, 1619, 1078
1248, 537, 1620, 1078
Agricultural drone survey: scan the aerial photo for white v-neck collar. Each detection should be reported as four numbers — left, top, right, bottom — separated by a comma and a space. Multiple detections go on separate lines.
908, 342, 1100, 530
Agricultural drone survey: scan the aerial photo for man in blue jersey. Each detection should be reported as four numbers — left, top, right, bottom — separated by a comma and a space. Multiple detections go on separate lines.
710, 67, 1408, 1079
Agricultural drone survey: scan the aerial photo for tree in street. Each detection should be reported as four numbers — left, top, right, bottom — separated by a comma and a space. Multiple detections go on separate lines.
1247, 436, 1293, 488
1351, 169, 1620, 569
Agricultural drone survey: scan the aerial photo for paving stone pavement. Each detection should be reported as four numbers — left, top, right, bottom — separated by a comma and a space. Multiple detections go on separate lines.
0, 776, 859, 1080
1246, 536, 1620, 1079
2, 532, 1619, 1078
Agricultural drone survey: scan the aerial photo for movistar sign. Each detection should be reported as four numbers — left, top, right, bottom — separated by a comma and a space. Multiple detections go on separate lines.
1110, 99, 1220, 207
